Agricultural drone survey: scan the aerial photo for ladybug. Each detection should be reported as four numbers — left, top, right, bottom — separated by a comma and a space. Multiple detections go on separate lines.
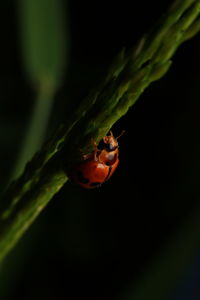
68, 131, 124, 189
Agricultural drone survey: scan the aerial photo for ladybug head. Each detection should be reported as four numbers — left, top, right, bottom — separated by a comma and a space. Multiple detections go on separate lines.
99, 130, 125, 152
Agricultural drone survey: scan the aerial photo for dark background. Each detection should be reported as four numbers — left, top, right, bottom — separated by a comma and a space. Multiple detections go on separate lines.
1, 1, 200, 299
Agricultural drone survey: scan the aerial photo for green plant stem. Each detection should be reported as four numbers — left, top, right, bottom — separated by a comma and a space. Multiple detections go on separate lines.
0, 0, 200, 261
0, 155, 66, 262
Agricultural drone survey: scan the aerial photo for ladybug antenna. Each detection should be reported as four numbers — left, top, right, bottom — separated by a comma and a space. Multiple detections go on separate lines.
116, 130, 125, 140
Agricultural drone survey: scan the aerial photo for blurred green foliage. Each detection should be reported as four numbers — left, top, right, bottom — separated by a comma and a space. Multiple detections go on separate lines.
11, 0, 69, 181
18, 0, 67, 86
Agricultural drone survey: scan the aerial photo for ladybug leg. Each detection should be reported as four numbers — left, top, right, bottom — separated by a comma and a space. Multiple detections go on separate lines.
83, 153, 91, 160
79, 148, 91, 160
79, 137, 100, 161
91, 138, 98, 150
90, 138, 100, 161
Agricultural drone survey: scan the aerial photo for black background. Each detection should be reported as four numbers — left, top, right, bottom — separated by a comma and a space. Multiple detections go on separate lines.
1, 1, 200, 299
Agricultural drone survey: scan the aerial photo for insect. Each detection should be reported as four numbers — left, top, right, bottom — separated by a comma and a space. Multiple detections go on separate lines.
68, 131, 124, 189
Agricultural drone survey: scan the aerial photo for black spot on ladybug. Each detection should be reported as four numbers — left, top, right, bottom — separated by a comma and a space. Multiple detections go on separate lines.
77, 171, 89, 184
90, 182, 102, 187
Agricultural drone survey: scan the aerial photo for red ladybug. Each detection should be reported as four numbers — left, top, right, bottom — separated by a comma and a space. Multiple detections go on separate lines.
68, 131, 124, 189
